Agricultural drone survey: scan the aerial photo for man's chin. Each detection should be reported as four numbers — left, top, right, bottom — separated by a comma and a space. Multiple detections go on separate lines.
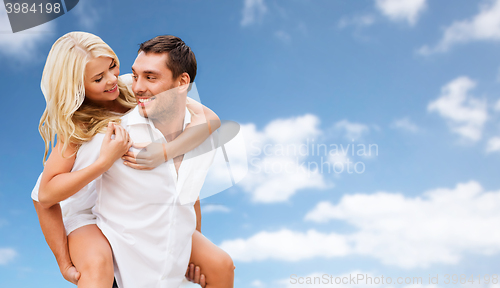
138, 105, 150, 118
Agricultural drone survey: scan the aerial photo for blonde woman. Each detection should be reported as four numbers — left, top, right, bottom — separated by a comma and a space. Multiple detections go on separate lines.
33, 32, 234, 288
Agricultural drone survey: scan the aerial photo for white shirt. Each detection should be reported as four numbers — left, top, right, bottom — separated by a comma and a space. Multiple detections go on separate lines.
85, 106, 216, 288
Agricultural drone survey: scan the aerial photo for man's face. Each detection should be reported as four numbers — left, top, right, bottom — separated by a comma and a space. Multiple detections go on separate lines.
131, 52, 182, 120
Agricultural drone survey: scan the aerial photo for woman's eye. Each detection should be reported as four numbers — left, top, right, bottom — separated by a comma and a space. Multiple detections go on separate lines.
95, 77, 103, 83
110, 63, 117, 69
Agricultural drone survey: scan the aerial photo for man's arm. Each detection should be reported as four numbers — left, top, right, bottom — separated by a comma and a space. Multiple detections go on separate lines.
33, 200, 80, 284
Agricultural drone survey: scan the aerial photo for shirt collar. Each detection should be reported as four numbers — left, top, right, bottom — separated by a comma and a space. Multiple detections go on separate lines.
125, 106, 192, 131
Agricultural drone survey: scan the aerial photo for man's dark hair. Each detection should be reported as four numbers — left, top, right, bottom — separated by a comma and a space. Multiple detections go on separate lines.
138, 35, 197, 83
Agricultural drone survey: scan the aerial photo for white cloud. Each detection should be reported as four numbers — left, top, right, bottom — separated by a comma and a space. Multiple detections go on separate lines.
419, 0, 500, 55
241, 0, 267, 27
220, 229, 351, 262
0, 5, 55, 60
202, 204, 230, 213
223, 181, 500, 269
72, 0, 100, 29
390, 117, 420, 133
486, 136, 500, 153
251, 280, 265, 287
275, 30, 291, 43
305, 181, 500, 268
428, 77, 487, 141
0, 248, 16, 265
494, 99, 500, 111
375, 0, 427, 26
239, 114, 329, 203
334, 120, 370, 140
328, 153, 350, 166
338, 14, 376, 29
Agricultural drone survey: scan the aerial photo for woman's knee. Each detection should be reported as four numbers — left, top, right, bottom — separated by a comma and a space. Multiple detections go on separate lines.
213, 250, 234, 278
78, 250, 113, 277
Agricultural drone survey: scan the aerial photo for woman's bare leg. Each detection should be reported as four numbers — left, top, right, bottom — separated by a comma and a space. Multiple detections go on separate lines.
188, 230, 234, 288
68, 224, 114, 288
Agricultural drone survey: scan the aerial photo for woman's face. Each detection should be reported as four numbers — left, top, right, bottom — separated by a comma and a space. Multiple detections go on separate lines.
84, 56, 120, 105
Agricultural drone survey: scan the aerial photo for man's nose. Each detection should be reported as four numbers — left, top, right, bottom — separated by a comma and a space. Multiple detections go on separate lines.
132, 77, 146, 96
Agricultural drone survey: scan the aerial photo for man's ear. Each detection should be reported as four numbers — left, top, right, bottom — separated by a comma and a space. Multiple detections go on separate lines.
177, 72, 190, 93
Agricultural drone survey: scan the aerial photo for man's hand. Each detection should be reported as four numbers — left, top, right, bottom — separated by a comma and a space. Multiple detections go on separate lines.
122, 142, 164, 170
60, 263, 81, 285
185, 263, 206, 288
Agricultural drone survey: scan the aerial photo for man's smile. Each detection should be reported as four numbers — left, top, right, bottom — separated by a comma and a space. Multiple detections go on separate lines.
137, 96, 156, 106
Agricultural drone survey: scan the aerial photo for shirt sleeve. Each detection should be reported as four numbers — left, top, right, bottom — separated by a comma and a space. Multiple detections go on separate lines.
31, 173, 42, 202
31, 134, 104, 203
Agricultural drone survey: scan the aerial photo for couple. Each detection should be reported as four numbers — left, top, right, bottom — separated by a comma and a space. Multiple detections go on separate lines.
31, 32, 234, 288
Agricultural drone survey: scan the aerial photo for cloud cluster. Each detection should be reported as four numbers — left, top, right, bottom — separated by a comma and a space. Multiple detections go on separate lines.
419, 0, 500, 54
0, 248, 16, 265
338, 14, 376, 29
0, 6, 55, 60
334, 120, 371, 141
222, 181, 500, 269
375, 0, 427, 26
220, 229, 350, 262
390, 117, 420, 133
241, 0, 267, 27
239, 114, 329, 203
428, 77, 487, 142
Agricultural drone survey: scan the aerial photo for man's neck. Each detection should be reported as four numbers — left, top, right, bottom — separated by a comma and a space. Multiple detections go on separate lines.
152, 108, 186, 142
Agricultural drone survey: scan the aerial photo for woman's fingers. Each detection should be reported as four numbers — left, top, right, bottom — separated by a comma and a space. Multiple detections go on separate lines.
104, 122, 115, 140
114, 125, 124, 141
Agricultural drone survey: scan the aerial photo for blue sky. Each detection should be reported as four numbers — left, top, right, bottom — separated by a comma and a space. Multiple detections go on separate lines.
1, 0, 500, 287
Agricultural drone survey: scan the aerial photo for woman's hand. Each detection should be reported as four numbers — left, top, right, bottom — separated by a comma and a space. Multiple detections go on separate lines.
97, 122, 133, 169
186, 97, 206, 126
121, 141, 166, 170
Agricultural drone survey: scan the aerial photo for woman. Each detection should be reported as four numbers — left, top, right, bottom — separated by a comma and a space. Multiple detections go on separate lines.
32, 31, 234, 288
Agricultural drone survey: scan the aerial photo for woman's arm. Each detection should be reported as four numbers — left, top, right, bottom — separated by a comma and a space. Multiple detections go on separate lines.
38, 123, 132, 208
122, 98, 221, 170
33, 201, 80, 284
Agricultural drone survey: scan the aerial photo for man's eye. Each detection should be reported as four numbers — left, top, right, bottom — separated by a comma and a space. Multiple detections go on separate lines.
147, 77, 155, 80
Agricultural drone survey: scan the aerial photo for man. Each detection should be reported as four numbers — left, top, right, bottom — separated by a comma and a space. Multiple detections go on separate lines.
33, 35, 221, 287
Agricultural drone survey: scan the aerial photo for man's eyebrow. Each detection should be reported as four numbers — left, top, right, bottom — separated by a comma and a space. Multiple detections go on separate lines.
131, 68, 161, 76
143, 70, 161, 75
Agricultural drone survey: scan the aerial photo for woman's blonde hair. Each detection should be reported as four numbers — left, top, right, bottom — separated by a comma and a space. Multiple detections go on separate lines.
39, 31, 136, 164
